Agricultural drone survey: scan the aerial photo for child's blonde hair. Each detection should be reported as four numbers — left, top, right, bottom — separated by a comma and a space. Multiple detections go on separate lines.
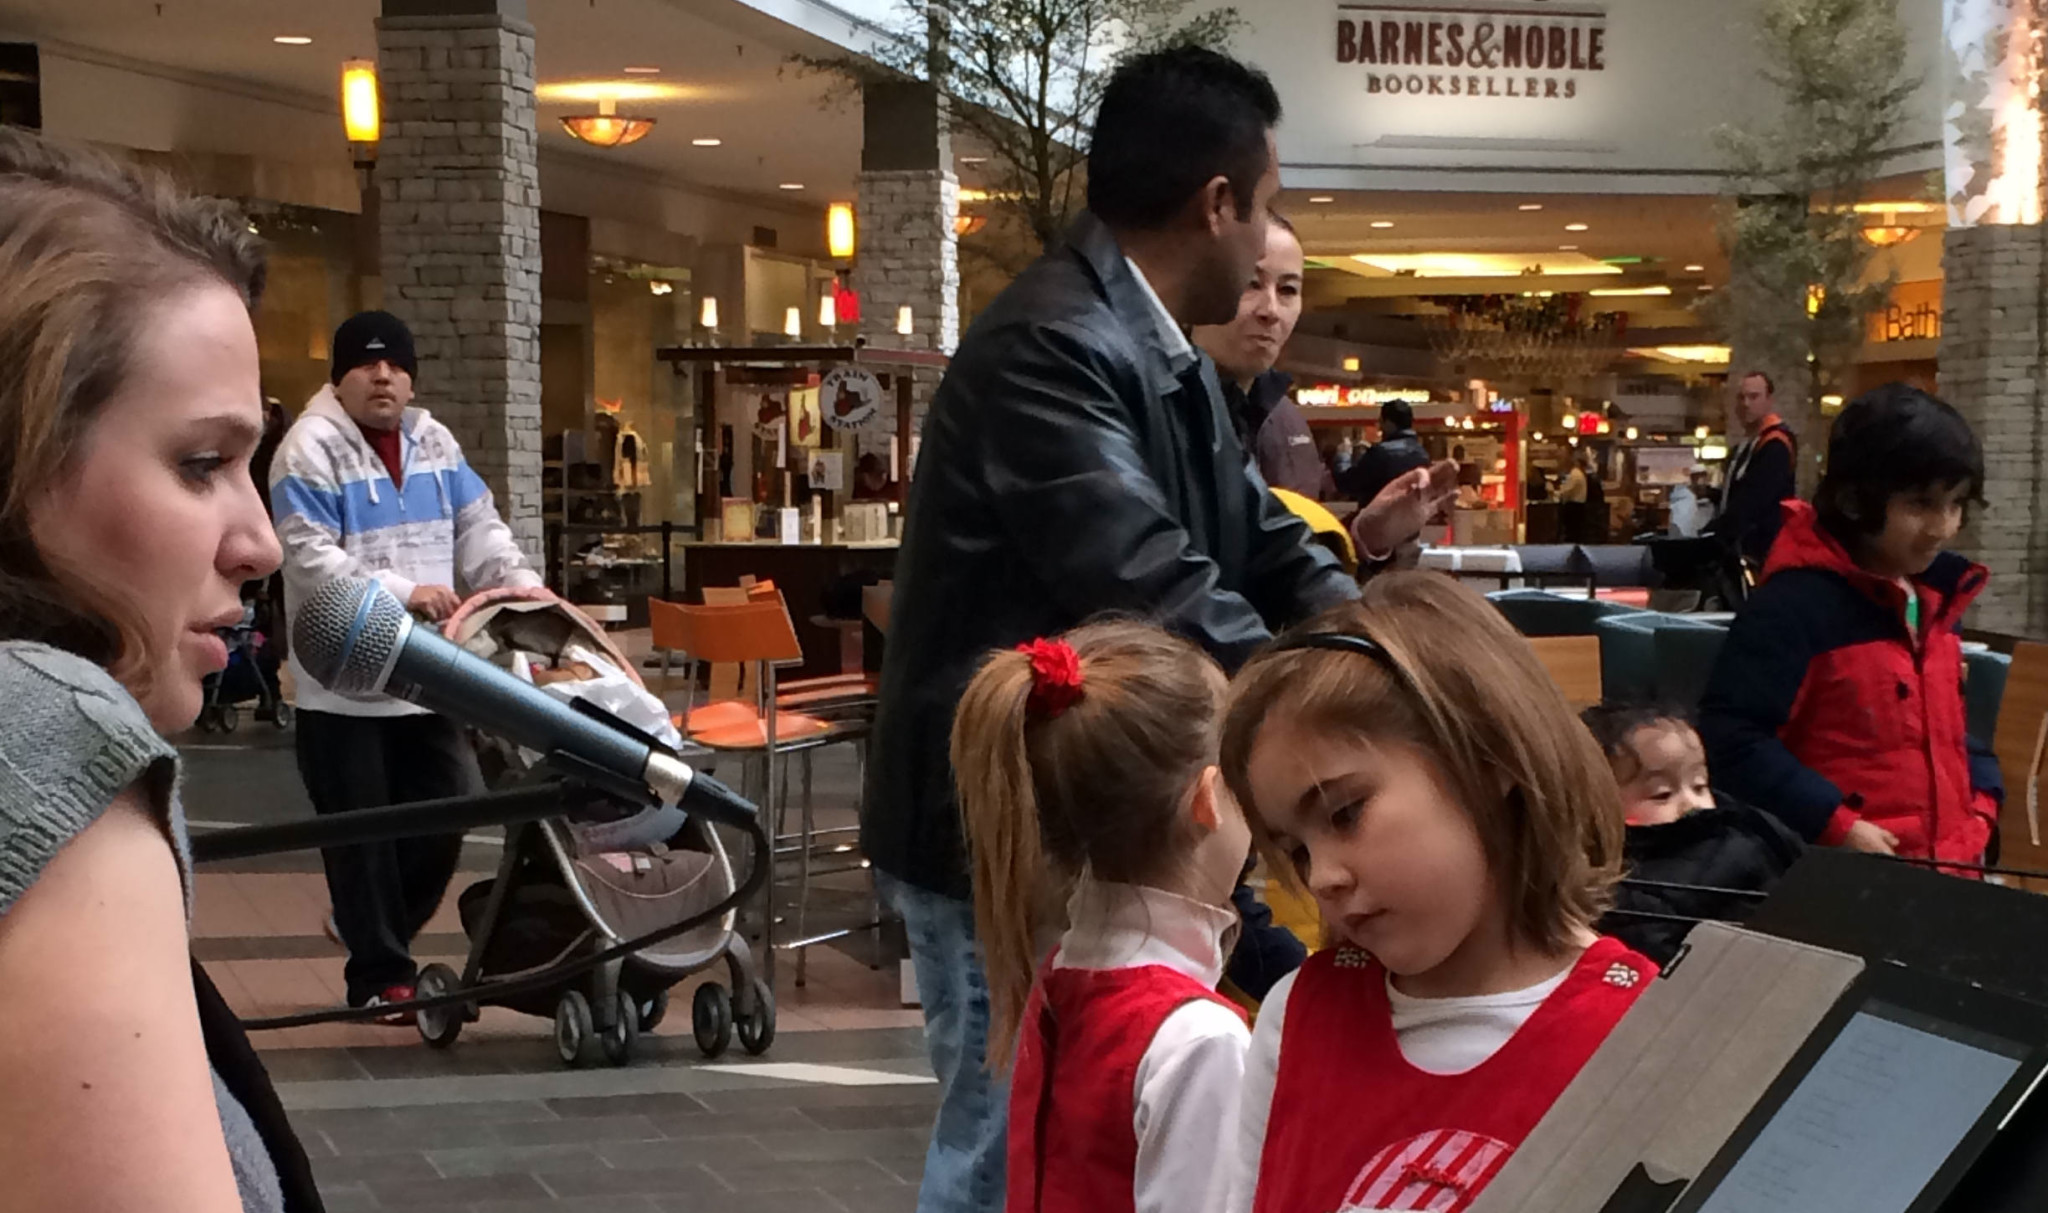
951, 620, 1227, 1066
1220, 572, 1623, 955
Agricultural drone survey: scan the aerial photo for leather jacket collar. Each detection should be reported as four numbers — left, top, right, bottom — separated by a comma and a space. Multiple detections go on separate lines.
1065, 210, 1198, 397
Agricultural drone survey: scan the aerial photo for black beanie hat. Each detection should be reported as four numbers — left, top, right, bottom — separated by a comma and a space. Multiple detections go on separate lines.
330, 310, 418, 384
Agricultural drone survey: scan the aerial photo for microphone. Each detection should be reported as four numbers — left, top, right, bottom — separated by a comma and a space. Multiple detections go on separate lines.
291, 576, 754, 829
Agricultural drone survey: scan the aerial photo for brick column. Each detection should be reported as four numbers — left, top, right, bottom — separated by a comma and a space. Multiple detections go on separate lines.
854, 169, 961, 355
1940, 224, 2048, 636
376, 0, 544, 563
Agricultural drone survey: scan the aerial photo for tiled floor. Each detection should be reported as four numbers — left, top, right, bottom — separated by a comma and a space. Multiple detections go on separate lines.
180, 706, 937, 1212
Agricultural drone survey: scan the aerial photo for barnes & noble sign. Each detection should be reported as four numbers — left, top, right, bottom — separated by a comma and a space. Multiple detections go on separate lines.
1334, 1, 1609, 100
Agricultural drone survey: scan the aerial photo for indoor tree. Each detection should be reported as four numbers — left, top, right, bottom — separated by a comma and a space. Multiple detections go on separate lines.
1710, 0, 1917, 491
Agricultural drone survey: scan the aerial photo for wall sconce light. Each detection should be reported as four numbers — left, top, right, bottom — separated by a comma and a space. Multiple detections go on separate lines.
1625, 426, 1639, 440
1341, 356, 1361, 372
341, 59, 380, 169
698, 296, 719, 329
827, 202, 856, 260
896, 305, 914, 336
819, 293, 838, 328
784, 306, 802, 338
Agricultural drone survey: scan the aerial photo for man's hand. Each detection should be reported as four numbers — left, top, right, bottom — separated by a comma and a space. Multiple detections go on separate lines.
407, 584, 462, 622
1841, 819, 1899, 856
1352, 460, 1461, 559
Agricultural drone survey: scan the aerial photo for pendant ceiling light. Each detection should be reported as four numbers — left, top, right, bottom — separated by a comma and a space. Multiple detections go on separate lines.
561, 98, 654, 148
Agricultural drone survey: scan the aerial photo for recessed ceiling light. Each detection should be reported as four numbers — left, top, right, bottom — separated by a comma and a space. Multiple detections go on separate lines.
779, 182, 804, 191
692, 138, 722, 147
1560, 244, 1580, 251
1684, 263, 1706, 272
1518, 203, 1543, 211
1564, 222, 1590, 232
1370, 220, 1395, 228
1308, 195, 1335, 204
272, 35, 312, 45
622, 65, 661, 74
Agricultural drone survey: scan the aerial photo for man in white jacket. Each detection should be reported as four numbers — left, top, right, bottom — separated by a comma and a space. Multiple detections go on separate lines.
271, 310, 543, 1018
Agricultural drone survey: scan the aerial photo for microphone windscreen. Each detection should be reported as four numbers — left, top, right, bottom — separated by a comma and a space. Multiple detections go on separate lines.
292, 575, 411, 696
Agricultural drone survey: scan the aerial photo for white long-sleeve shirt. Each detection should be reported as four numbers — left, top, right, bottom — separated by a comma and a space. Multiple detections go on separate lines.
1051, 880, 1249, 1213
1227, 960, 1570, 1212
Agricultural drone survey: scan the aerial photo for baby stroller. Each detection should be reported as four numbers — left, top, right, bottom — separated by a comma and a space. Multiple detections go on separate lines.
196, 598, 290, 732
412, 589, 773, 1067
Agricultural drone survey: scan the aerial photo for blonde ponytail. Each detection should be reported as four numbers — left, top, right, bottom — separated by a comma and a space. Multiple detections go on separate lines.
950, 648, 1046, 1068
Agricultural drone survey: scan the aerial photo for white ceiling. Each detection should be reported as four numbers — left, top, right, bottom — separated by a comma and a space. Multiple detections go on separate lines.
0, 0, 871, 203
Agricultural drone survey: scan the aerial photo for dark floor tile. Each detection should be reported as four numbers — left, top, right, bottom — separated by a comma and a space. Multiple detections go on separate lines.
324, 1118, 503, 1154
868, 1152, 929, 1186
473, 1199, 661, 1213
428, 1142, 609, 1178
597, 1136, 773, 1170
312, 1150, 441, 1185
490, 1113, 664, 1146
366, 1172, 552, 1207
539, 1164, 730, 1199
345, 1044, 535, 1081
650, 1106, 819, 1139
798, 1103, 939, 1133
315, 1182, 379, 1213
690, 1085, 939, 1114
750, 1128, 929, 1163
258, 1049, 373, 1083
704, 1158, 900, 1194
388, 1099, 559, 1128
547, 1092, 712, 1120
832, 1185, 921, 1213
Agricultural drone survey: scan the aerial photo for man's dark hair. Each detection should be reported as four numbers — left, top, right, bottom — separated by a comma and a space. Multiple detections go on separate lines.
1381, 399, 1413, 431
1813, 383, 1986, 542
1742, 369, 1775, 396
1087, 45, 1281, 231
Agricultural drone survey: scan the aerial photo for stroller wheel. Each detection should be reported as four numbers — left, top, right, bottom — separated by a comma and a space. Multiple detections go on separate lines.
554, 990, 599, 1068
638, 988, 669, 1033
738, 978, 776, 1056
218, 705, 239, 733
196, 708, 216, 734
415, 964, 463, 1050
692, 982, 733, 1058
600, 991, 638, 1067
271, 702, 294, 730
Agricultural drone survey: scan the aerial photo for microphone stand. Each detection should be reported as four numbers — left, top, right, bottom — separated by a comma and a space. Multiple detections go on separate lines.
190, 781, 583, 864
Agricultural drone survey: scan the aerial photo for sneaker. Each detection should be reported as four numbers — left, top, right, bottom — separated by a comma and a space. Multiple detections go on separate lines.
357, 984, 417, 1027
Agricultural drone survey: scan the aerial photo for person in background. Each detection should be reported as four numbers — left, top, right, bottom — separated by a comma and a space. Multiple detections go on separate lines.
0, 126, 315, 1212
1708, 370, 1797, 569
1667, 465, 1714, 538
1579, 445, 1607, 542
1699, 384, 2001, 867
1556, 447, 1589, 541
1581, 705, 1803, 967
1341, 397, 1431, 509
1221, 574, 1652, 1213
851, 451, 892, 499
867, 46, 1454, 1213
271, 309, 545, 1019
1192, 211, 1333, 499
956, 625, 1251, 1213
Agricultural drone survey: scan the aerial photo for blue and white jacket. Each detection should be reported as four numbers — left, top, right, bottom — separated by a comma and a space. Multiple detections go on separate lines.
271, 385, 541, 717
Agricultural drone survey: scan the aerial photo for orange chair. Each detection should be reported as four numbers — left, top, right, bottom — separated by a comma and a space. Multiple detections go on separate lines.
648, 595, 873, 985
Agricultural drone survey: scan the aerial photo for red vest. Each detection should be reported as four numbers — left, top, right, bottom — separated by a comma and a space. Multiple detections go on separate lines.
1253, 937, 1653, 1213
1007, 964, 1246, 1213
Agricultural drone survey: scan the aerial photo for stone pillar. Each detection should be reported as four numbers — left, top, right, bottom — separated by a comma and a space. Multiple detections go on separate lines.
851, 80, 960, 355
1940, 225, 2048, 636
1938, 0, 2048, 634
375, 0, 544, 563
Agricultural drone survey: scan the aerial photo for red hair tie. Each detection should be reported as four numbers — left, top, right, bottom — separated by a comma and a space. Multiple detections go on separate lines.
1017, 638, 1084, 720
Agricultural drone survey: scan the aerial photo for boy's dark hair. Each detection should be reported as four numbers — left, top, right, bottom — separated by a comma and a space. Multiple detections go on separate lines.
1087, 45, 1281, 231
1580, 703, 1692, 781
1813, 383, 1985, 544
1382, 399, 1414, 431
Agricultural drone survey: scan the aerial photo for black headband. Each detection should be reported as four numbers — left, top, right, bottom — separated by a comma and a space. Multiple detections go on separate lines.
1268, 631, 1406, 681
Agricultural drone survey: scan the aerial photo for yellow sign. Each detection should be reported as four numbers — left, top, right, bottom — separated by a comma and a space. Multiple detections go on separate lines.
1867, 280, 1941, 344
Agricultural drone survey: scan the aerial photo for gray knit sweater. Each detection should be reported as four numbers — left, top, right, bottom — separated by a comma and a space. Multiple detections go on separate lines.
0, 642, 284, 1213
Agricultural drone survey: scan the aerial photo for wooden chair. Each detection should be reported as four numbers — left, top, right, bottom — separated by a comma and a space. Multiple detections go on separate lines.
1529, 634, 1603, 710
1992, 641, 2048, 889
646, 595, 866, 985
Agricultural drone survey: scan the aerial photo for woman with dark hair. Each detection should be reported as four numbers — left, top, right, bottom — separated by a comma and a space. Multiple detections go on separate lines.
1699, 383, 2002, 867
0, 129, 317, 1210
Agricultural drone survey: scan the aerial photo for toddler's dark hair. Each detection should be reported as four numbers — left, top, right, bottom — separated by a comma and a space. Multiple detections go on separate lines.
1580, 704, 1696, 783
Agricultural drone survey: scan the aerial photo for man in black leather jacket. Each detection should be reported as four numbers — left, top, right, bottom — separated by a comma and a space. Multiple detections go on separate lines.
1342, 397, 1433, 508
864, 46, 1449, 1213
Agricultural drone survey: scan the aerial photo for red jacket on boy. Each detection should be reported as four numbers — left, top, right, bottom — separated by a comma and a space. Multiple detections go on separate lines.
1699, 501, 2002, 864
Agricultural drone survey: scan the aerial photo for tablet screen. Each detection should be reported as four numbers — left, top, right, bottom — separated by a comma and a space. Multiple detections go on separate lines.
1693, 1000, 2030, 1213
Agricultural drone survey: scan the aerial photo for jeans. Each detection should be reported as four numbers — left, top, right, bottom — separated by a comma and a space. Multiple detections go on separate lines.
296, 710, 481, 1005
877, 872, 1009, 1213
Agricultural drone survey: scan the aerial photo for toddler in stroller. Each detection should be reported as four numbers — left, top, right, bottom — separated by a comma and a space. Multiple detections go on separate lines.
413, 588, 773, 1066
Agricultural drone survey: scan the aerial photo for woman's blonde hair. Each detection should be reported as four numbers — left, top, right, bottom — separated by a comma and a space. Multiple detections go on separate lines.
950, 620, 1227, 1066
0, 128, 265, 691
1220, 571, 1623, 955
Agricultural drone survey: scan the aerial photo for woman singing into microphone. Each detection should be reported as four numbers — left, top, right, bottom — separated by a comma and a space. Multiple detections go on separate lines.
0, 129, 317, 1210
